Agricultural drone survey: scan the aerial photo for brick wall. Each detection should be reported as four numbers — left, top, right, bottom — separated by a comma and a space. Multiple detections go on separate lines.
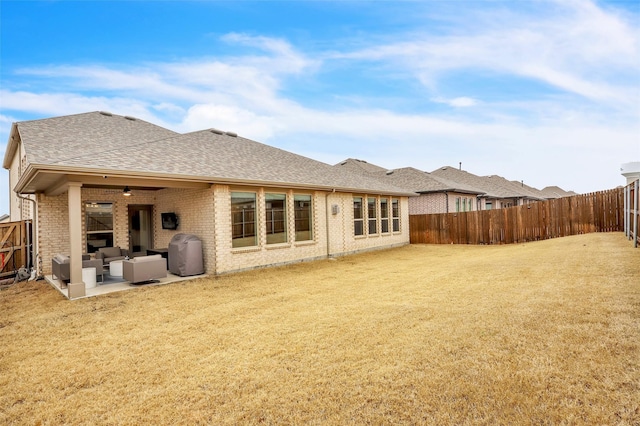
409, 193, 448, 214
154, 187, 216, 273
38, 187, 156, 275
36, 184, 410, 277
214, 186, 329, 274
213, 188, 409, 274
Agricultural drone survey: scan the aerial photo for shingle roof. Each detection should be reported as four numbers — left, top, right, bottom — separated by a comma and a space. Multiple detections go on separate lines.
431, 166, 543, 199
335, 160, 485, 195
17, 111, 179, 165
482, 175, 544, 200
14, 112, 415, 195
540, 186, 577, 199
512, 181, 549, 199
336, 158, 388, 175
381, 167, 485, 194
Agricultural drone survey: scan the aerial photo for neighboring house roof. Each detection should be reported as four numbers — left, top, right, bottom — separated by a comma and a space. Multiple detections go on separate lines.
540, 186, 578, 199
431, 166, 543, 200
511, 181, 549, 199
0, 214, 10, 223
383, 167, 485, 195
482, 175, 544, 200
6, 112, 415, 196
336, 158, 389, 175
335, 160, 484, 195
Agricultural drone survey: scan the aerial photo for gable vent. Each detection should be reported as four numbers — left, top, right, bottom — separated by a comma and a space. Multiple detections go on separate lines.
124, 116, 137, 121
210, 128, 224, 135
99, 111, 113, 116
225, 131, 238, 137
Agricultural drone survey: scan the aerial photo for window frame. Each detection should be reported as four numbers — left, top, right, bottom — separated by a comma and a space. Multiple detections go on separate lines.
353, 197, 364, 236
85, 202, 114, 253
392, 198, 400, 232
367, 197, 378, 235
231, 191, 258, 248
380, 198, 389, 234
294, 194, 313, 242
265, 193, 287, 245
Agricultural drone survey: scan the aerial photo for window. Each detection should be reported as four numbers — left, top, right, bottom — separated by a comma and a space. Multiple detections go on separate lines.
294, 195, 313, 241
265, 193, 287, 244
485, 202, 493, 210
367, 197, 377, 234
231, 192, 257, 248
85, 202, 114, 253
456, 197, 461, 212
353, 197, 364, 236
380, 198, 389, 233
392, 198, 400, 232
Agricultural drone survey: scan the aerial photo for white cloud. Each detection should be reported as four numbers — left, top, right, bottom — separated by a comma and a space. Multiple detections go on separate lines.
180, 104, 279, 141
0, 2, 637, 215
432, 97, 478, 108
334, 0, 639, 107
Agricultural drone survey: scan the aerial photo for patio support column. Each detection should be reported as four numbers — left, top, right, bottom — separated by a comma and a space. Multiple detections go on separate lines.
67, 182, 85, 299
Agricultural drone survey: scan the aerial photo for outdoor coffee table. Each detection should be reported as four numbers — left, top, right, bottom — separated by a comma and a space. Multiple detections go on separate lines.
109, 260, 124, 278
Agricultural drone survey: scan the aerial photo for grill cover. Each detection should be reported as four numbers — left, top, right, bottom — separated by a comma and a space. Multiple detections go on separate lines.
168, 233, 204, 277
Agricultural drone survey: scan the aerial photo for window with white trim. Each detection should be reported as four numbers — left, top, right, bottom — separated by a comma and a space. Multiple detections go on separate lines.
367, 197, 377, 234
380, 198, 389, 233
392, 198, 400, 232
353, 197, 364, 236
294, 194, 313, 241
231, 192, 257, 248
265, 193, 287, 244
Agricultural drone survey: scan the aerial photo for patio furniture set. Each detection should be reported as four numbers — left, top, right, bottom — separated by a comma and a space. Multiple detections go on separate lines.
52, 246, 167, 287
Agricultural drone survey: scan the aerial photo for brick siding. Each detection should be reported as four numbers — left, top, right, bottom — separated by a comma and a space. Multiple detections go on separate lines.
36, 184, 410, 277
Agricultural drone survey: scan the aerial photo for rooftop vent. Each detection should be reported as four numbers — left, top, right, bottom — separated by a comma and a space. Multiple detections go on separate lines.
386, 170, 394, 175
124, 116, 137, 121
225, 131, 238, 137
99, 111, 113, 116
339, 161, 347, 165
210, 128, 224, 135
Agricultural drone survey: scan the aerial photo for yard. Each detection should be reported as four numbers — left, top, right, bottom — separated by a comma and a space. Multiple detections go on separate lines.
1, 233, 638, 425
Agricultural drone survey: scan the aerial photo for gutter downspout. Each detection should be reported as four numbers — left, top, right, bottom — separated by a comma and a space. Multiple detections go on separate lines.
16, 192, 38, 278
325, 189, 336, 258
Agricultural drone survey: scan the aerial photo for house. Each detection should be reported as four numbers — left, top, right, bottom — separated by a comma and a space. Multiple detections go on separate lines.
336, 159, 484, 213
538, 186, 577, 199
431, 166, 544, 209
3, 112, 414, 298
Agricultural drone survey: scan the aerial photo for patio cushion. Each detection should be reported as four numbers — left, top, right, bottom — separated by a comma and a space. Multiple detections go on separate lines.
53, 254, 69, 264
130, 254, 162, 263
100, 247, 122, 258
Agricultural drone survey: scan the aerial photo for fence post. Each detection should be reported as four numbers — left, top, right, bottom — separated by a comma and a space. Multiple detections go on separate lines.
634, 180, 639, 248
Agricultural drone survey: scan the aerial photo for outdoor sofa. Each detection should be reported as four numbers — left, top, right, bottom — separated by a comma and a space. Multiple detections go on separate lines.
52, 254, 104, 283
95, 246, 129, 263
122, 254, 167, 284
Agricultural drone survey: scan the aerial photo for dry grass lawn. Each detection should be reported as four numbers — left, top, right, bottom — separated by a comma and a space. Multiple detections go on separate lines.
1, 233, 639, 425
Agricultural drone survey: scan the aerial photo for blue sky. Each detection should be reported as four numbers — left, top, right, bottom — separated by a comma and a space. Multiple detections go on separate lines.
1, 0, 639, 214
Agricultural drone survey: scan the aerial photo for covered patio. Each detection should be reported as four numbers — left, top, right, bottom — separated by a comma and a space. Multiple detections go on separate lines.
45, 270, 208, 299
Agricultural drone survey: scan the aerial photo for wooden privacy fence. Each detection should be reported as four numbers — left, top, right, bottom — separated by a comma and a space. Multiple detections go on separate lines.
410, 187, 623, 245
0, 220, 33, 281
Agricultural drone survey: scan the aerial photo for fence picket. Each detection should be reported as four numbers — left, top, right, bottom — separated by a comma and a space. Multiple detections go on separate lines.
410, 187, 626, 245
